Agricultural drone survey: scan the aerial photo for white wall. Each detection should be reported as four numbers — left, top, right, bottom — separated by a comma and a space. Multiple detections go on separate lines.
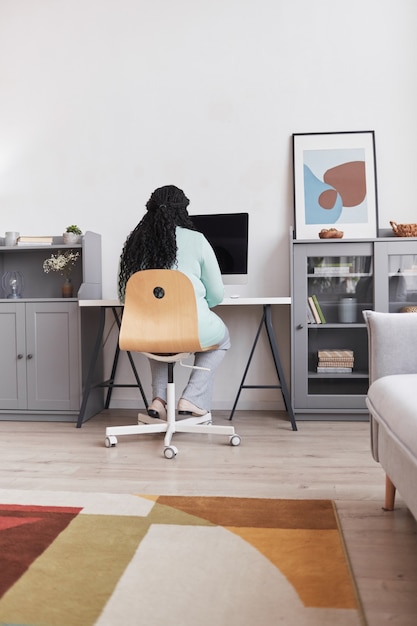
1, 0, 416, 410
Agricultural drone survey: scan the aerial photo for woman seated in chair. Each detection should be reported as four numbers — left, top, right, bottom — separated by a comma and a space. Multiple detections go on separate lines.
118, 184, 230, 420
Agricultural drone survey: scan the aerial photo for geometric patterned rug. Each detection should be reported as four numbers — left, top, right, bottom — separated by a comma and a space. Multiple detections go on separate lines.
0, 490, 366, 626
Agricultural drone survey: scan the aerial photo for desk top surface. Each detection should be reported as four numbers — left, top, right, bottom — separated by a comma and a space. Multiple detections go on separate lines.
78, 296, 291, 307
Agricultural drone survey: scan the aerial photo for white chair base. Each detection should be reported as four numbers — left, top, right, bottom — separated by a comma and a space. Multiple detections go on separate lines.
105, 381, 241, 458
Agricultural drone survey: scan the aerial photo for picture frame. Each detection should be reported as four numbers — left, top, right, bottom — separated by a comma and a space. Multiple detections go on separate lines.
292, 131, 378, 240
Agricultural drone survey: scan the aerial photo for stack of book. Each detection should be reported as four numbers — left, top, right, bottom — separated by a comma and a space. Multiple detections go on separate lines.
317, 349, 354, 373
17, 236, 53, 246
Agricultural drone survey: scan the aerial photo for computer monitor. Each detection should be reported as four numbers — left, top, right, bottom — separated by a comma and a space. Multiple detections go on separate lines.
190, 212, 249, 285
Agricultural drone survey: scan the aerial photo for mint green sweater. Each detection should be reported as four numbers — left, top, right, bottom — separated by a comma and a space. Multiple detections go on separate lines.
175, 226, 226, 348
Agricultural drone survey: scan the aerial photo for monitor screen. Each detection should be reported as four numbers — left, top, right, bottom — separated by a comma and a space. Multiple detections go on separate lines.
190, 212, 249, 284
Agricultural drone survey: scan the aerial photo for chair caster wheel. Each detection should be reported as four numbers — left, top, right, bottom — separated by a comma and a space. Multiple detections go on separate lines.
229, 434, 241, 446
105, 435, 117, 448
164, 445, 178, 459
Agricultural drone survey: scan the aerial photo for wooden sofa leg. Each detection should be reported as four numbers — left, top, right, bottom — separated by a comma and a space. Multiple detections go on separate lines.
383, 474, 396, 511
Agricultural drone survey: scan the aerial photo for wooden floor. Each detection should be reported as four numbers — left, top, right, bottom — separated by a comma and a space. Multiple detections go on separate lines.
1, 409, 417, 625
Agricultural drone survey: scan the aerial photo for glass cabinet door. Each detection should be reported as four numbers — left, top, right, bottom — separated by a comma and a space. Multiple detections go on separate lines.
388, 253, 417, 313
307, 253, 373, 324
292, 241, 373, 414
374, 240, 417, 313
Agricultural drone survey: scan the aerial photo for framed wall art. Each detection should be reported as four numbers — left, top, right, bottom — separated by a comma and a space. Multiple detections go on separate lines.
292, 130, 378, 240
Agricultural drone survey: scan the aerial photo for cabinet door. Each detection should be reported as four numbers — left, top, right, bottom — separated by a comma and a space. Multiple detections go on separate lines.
25, 302, 80, 410
292, 241, 373, 413
0, 303, 27, 409
374, 240, 417, 313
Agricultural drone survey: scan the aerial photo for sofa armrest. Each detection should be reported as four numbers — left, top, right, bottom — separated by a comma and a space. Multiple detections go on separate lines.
363, 310, 417, 384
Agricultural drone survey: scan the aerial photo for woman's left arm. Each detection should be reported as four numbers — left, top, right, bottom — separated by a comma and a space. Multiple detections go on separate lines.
200, 239, 225, 307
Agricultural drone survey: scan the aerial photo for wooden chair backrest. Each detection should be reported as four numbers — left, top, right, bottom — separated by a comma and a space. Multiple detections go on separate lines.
119, 270, 204, 354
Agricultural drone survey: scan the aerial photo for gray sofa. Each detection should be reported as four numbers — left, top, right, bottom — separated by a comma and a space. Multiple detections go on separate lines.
364, 310, 417, 519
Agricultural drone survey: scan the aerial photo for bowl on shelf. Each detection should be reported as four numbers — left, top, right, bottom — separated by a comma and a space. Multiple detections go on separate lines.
390, 221, 417, 237
318, 228, 344, 239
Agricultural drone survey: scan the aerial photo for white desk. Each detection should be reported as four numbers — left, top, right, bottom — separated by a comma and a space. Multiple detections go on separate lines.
79, 297, 291, 307
77, 297, 296, 430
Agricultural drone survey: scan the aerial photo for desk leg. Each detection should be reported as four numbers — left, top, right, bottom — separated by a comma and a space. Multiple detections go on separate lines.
77, 306, 106, 428
104, 309, 148, 410
77, 307, 149, 428
229, 305, 297, 431
104, 345, 148, 410
229, 311, 264, 421
264, 305, 297, 431
104, 343, 120, 409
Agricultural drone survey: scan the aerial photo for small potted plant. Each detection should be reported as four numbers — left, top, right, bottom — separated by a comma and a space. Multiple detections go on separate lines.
63, 225, 82, 245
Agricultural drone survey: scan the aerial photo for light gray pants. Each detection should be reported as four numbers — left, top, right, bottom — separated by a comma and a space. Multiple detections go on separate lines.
149, 328, 231, 411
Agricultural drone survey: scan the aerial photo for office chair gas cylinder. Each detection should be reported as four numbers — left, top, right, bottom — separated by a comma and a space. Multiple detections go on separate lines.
104, 270, 241, 458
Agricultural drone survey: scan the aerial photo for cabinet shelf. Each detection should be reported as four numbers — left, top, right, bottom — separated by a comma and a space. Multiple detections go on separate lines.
0, 297, 79, 302
1, 244, 82, 251
308, 323, 366, 328
389, 272, 417, 277
307, 272, 372, 279
0, 232, 101, 300
308, 371, 368, 378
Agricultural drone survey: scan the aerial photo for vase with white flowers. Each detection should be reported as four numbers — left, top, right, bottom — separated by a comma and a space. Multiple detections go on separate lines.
43, 250, 80, 297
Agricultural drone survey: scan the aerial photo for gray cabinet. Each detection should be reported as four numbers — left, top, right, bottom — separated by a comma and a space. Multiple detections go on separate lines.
291, 235, 417, 420
0, 302, 79, 411
0, 232, 103, 421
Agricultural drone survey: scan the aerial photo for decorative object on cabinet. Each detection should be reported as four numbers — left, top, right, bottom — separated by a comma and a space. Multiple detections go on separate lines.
390, 221, 417, 238
292, 131, 378, 241
5, 231, 19, 246
2, 270, 24, 298
43, 250, 80, 298
63, 224, 82, 245
318, 228, 344, 239
338, 297, 357, 323
43, 249, 80, 276
61, 278, 73, 298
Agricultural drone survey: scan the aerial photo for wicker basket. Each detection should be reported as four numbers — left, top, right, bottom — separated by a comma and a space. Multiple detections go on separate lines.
390, 221, 417, 237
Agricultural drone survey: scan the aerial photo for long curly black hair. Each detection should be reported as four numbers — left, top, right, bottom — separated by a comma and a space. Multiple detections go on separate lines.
118, 185, 196, 300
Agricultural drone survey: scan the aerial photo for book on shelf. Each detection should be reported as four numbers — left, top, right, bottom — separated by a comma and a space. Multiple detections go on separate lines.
318, 359, 354, 367
314, 265, 352, 275
311, 294, 326, 323
307, 296, 321, 324
317, 366, 353, 373
317, 349, 354, 359
317, 348, 354, 372
17, 235, 53, 246
307, 304, 315, 324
